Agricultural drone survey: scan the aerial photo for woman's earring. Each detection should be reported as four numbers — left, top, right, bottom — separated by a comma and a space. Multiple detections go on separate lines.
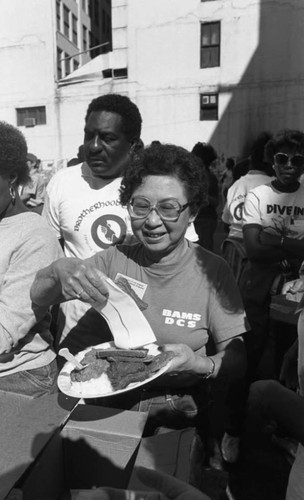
9, 185, 16, 205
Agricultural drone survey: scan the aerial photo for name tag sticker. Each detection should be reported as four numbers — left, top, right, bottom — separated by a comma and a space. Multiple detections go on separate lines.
115, 273, 147, 299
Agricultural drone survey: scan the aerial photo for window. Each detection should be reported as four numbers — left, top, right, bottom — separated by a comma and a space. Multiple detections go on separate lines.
200, 22, 220, 68
57, 48, 62, 79
73, 59, 79, 71
200, 94, 218, 120
16, 107, 46, 127
56, 0, 61, 31
63, 5, 70, 38
64, 53, 70, 76
102, 9, 106, 33
72, 14, 78, 45
94, 0, 99, 25
83, 25, 87, 51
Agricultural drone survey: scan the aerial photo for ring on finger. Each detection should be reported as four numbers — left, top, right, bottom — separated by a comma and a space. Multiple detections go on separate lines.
76, 289, 84, 299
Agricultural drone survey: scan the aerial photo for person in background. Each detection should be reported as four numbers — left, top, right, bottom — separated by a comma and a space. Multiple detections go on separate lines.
241, 129, 304, 380
32, 143, 247, 454
191, 142, 219, 252
19, 152, 46, 214
221, 132, 273, 284
221, 157, 235, 203
43, 94, 198, 355
246, 266, 304, 500
220, 131, 303, 465
233, 157, 251, 182
67, 144, 85, 167
0, 121, 63, 397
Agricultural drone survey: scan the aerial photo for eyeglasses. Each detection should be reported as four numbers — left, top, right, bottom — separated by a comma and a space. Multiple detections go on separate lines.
128, 197, 191, 221
274, 152, 304, 168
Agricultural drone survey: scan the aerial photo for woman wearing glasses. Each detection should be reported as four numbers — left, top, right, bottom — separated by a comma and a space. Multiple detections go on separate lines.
31, 143, 247, 438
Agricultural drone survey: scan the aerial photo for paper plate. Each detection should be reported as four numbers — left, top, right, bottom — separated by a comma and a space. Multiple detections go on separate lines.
57, 341, 172, 399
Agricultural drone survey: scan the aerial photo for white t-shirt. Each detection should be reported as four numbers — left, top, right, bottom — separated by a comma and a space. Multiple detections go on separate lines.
43, 163, 198, 347
222, 171, 273, 239
43, 163, 134, 259
243, 182, 304, 239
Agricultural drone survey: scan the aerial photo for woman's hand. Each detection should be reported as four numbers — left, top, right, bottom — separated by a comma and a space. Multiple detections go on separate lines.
53, 257, 109, 306
161, 343, 213, 376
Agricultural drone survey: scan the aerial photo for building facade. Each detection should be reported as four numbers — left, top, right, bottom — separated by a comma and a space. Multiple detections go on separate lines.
57, 0, 304, 164
0, 0, 303, 166
0, 0, 111, 166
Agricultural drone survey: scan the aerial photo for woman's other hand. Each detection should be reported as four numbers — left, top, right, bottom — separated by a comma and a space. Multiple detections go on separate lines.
161, 343, 214, 377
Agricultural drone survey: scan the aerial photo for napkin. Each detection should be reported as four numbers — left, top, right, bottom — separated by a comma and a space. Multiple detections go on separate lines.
93, 277, 156, 349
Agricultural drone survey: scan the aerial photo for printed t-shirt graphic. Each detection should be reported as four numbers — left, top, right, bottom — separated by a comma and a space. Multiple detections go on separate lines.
43, 164, 132, 259
243, 183, 304, 239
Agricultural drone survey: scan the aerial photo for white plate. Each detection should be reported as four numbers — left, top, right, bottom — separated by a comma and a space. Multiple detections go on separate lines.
57, 341, 172, 399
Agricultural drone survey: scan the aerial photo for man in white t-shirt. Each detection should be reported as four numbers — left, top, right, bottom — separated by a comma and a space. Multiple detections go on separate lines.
43, 94, 197, 353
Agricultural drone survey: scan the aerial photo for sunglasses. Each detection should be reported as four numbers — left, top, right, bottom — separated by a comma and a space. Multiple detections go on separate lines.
274, 152, 304, 168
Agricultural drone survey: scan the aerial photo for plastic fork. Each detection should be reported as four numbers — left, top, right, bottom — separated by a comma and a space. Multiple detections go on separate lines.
58, 348, 86, 370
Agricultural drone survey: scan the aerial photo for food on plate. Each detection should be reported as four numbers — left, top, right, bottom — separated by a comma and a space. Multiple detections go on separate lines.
70, 347, 174, 391
94, 347, 150, 359
70, 359, 110, 383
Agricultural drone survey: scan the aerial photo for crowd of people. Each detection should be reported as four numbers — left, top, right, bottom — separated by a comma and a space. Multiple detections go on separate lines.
1, 93, 304, 499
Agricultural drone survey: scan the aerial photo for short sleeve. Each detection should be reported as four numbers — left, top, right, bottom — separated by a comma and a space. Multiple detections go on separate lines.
0, 223, 64, 352
242, 190, 262, 227
42, 173, 63, 239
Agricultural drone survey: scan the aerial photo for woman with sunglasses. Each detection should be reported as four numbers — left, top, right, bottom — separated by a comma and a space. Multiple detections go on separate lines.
240, 129, 304, 380
31, 143, 247, 443
0, 121, 63, 397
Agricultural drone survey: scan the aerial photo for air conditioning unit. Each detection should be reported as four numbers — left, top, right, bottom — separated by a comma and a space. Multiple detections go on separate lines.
24, 117, 36, 127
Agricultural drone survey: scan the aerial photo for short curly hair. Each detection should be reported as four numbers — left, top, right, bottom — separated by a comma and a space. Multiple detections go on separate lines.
120, 143, 208, 216
0, 121, 30, 186
85, 93, 142, 142
264, 129, 304, 164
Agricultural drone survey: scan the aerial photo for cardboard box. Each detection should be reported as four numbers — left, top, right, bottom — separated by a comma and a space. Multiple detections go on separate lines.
0, 391, 78, 500
4, 394, 196, 500
12, 404, 147, 499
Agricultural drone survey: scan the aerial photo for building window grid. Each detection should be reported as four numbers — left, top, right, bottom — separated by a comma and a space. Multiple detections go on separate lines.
200, 22, 220, 68
73, 59, 79, 71
57, 48, 63, 79
94, 0, 99, 25
72, 14, 78, 45
83, 25, 87, 52
200, 93, 218, 121
56, 0, 61, 31
64, 52, 70, 76
63, 5, 70, 39
16, 107, 47, 127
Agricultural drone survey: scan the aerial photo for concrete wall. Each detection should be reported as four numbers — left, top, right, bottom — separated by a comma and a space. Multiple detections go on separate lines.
2, 0, 303, 165
0, 0, 58, 160
122, 0, 304, 159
